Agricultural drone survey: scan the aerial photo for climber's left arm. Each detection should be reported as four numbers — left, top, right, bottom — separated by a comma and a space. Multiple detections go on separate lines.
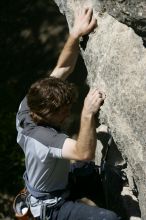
50, 8, 97, 80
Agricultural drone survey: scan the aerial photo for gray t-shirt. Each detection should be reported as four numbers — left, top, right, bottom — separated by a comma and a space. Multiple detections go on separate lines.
16, 97, 69, 193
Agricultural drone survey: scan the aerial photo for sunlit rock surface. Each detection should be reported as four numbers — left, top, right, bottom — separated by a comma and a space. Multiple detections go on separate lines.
54, 0, 146, 219
101, 0, 146, 46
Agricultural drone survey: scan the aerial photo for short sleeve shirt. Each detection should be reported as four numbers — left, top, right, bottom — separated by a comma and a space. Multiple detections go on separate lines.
16, 97, 70, 192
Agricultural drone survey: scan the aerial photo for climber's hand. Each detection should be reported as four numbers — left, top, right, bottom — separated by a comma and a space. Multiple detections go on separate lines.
83, 89, 106, 115
70, 8, 97, 39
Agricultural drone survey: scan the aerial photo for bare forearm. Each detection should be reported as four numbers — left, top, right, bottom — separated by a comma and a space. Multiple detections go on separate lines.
61, 89, 105, 161
76, 111, 97, 160
50, 34, 79, 79
50, 8, 97, 80
75, 88, 106, 160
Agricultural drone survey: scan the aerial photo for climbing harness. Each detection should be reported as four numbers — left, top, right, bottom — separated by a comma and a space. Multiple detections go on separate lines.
13, 172, 70, 220
13, 188, 34, 220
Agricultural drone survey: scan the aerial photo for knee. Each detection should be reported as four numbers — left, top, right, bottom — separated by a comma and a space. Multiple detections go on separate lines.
96, 208, 119, 220
105, 210, 119, 220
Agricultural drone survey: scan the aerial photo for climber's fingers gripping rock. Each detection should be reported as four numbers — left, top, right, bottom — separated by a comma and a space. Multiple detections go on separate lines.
83, 88, 106, 115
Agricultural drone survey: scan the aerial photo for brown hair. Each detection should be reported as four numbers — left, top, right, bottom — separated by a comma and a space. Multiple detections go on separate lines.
27, 76, 77, 125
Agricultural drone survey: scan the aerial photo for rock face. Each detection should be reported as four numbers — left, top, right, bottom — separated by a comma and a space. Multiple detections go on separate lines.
101, 0, 146, 46
54, 0, 146, 219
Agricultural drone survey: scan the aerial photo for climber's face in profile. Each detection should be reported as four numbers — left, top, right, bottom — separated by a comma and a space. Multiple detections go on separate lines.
53, 104, 72, 126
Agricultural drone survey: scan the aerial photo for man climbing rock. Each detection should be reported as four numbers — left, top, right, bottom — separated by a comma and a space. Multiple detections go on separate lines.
16, 7, 119, 220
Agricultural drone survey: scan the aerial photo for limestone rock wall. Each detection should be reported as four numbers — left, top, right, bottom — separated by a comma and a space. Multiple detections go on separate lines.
54, 0, 146, 219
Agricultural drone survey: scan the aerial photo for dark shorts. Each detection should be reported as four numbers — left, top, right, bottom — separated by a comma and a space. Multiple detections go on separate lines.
50, 200, 119, 220
36, 162, 120, 220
